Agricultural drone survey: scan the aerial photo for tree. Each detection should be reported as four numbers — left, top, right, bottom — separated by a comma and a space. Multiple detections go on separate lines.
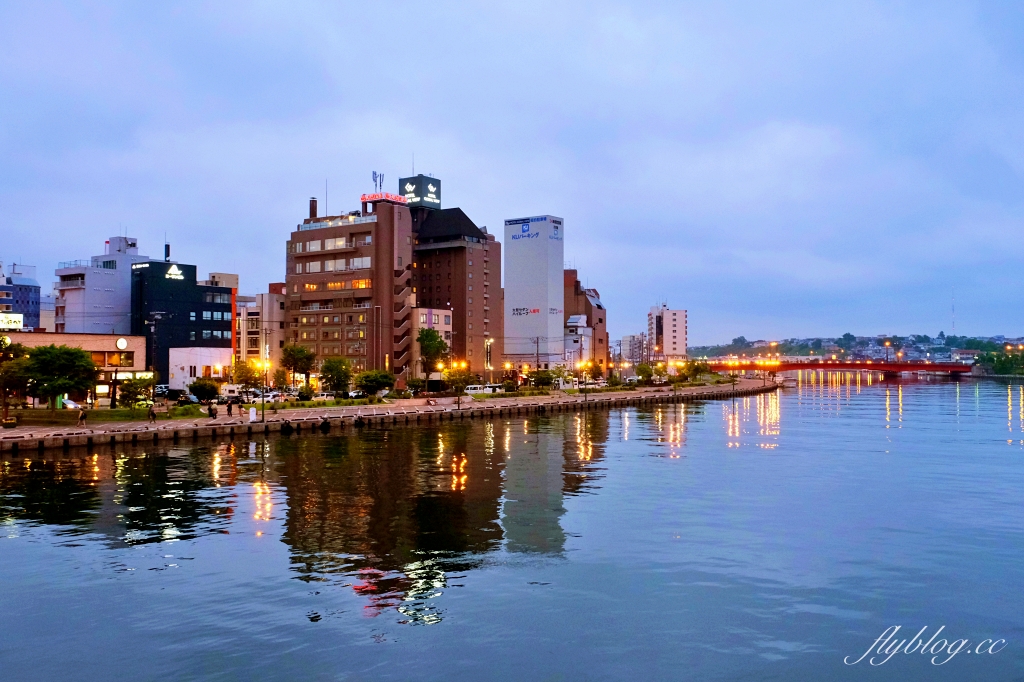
189, 378, 220, 402
232, 361, 262, 397
117, 377, 155, 412
636, 363, 654, 382
0, 349, 30, 422
530, 369, 556, 388
442, 368, 475, 393
272, 367, 288, 388
732, 336, 750, 348
416, 328, 449, 376
354, 370, 396, 396
320, 358, 353, 393
406, 377, 426, 393
281, 344, 316, 386
25, 345, 99, 412
838, 332, 857, 350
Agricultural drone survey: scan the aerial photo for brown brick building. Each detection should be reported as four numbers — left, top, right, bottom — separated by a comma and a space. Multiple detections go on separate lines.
410, 207, 503, 381
285, 195, 414, 383
564, 269, 609, 371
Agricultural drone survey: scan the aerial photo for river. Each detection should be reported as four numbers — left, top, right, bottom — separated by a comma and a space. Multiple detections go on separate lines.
1, 375, 1021, 680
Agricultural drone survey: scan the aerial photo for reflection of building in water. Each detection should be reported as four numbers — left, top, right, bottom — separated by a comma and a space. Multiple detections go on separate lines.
502, 421, 567, 555
501, 413, 608, 555
0, 446, 237, 546
277, 424, 505, 623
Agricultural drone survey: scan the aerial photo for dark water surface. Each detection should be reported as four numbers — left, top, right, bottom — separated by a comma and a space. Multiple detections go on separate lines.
2, 376, 1023, 681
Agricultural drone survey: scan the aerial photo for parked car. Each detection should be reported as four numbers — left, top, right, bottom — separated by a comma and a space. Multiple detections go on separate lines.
348, 390, 366, 399
466, 384, 505, 394
154, 384, 169, 397
177, 394, 200, 406
312, 392, 335, 401
63, 399, 82, 410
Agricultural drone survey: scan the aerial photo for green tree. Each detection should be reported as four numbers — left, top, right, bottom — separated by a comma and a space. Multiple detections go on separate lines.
406, 377, 426, 393
281, 344, 317, 386
636, 363, 654, 382
25, 345, 99, 412
118, 377, 155, 412
442, 368, 475, 393
0, 340, 30, 421
416, 328, 449, 376
354, 369, 396, 396
232, 361, 262, 396
838, 333, 857, 350
530, 369, 556, 388
189, 377, 220, 402
320, 357, 353, 393
272, 367, 288, 388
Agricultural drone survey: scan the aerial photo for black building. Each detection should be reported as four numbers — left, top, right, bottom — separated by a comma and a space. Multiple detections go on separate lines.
131, 262, 234, 382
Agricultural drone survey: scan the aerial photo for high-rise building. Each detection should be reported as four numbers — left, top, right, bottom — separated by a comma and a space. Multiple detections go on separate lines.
55, 237, 157, 334
131, 261, 235, 383
235, 283, 287, 371
0, 262, 41, 329
410, 206, 502, 377
285, 195, 414, 382
621, 334, 645, 365
647, 304, 688, 361
503, 215, 564, 370
409, 307, 453, 379
563, 269, 608, 371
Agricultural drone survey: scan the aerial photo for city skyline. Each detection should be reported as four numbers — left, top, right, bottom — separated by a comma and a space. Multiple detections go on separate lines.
4, 3, 1024, 343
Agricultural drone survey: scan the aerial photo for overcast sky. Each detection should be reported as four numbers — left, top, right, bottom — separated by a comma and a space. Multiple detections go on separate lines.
3, 1, 1024, 344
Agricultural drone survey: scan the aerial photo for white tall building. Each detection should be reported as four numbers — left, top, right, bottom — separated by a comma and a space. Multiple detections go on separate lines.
648, 304, 688, 361
55, 236, 157, 334
503, 215, 564, 370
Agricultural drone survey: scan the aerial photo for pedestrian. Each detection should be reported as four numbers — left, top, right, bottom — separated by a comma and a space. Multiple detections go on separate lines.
209, 403, 217, 420
227, 401, 233, 417
148, 404, 157, 423
77, 407, 87, 427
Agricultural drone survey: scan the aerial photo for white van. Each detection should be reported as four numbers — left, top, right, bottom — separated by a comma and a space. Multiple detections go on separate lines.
466, 384, 504, 395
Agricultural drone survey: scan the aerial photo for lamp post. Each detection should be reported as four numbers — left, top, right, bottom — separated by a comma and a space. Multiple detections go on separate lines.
884, 340, 891, 363
260, 360, 269, 422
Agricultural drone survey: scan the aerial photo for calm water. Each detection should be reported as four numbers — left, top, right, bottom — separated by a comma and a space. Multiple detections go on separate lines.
2, 376, 1023, 681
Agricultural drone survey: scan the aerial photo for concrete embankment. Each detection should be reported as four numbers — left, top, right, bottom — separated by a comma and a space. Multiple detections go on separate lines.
0, 380, 779, 454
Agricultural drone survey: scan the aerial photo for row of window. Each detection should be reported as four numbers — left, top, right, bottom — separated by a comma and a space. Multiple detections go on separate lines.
299, 279, 371, 292
298, 314, 367, 324
291, 235, 371, 253
296, 257, 371, 274
419, 313, 452, 325
189, 310, 233, 321
187, 330, 233, 340
298, 330, 366, 340
204, 292, 231, 304
292, 340, 367, 356
89, 351, 135, 368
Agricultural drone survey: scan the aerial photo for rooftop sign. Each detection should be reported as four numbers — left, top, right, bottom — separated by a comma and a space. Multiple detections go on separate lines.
399, 174, 441, 208
360, 192, 407, 204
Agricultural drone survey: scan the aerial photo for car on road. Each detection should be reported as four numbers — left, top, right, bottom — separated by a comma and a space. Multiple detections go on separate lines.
177, 394, 200, 406
63, 399, 82, 410
312, 392, 335, 401
348, 390, 366, 399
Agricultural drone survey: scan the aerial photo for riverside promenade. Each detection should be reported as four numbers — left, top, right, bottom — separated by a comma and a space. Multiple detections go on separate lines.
0, 379, 778, 454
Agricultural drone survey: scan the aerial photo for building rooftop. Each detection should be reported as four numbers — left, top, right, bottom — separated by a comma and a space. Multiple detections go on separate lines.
417, 208, 487, 244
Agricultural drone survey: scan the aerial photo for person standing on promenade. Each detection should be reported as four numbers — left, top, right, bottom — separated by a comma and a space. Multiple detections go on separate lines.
77, 407, 87, 427
227, 401, 233, 417
148, 404, 157, 424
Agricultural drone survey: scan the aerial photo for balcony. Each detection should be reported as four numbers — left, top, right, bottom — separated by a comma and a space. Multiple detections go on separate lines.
353, 302, 372, 309
57, 278, 86, 289
300, 303, 333, 311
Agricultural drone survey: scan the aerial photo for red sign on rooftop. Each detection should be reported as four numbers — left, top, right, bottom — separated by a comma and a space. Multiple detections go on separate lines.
360, 192, 407, 204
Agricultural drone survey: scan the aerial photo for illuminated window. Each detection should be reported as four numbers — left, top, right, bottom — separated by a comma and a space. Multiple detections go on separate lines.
323, 316, 330, 323
326, 281, 346, 291
432, 314, 439, 324
304, 283, 319, 292
351, 279, 371, 289
419, 313, 426, 323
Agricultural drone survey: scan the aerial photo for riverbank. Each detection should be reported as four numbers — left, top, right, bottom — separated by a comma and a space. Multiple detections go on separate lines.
0, 379, 778, 454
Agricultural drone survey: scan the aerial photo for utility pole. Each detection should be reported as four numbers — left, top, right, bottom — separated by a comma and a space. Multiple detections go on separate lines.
534, 336, 540, 373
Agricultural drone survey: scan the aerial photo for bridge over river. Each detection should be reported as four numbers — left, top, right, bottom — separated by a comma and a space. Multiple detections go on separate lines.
705, 359, 972, 375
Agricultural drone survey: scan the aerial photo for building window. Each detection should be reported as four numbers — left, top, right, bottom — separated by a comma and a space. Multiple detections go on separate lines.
306, 240, 321, 252
419, 313, 427, 323
432, 313, 439, 324
444, 315, 451, 325
189, 312, 196, 321
247, 337, 259, 349
295, 263, 302, 274
306, 261, 321, 273
203, 311, 212, 320
304, 283, 319, 292
351, 279, 371, 289
350, 257, 371, 270
203, 330, 212, 339
190, 331, 196, 341
204, 293, 231, 304
326, 281, 345, 291
213, 311, 223, 321
468, 273, 473, 279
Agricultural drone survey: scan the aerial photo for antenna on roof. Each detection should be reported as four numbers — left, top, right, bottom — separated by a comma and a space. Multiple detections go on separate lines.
412, 152, 415, 174
372, 171, 378, 192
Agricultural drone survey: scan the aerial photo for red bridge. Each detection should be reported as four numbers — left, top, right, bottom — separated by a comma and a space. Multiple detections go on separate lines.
705, 359, 972, 374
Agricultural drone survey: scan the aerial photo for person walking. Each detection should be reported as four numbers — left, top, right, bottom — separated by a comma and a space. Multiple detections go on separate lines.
148, 404, 157, 424
209, 403, 218, 420
227, 401, 233, 417
77, 407, 87, 427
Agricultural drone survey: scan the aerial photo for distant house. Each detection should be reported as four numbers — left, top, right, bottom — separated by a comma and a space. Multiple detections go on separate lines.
951, 349, 981, 363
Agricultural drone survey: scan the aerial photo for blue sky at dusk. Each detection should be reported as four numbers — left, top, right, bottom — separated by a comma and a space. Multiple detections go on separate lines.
3, 1, 1024, 344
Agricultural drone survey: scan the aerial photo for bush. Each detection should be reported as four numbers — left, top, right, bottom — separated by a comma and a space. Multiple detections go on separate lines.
189, 378, 219, 402
297, 385, 314, 401
170, 404, 204, 418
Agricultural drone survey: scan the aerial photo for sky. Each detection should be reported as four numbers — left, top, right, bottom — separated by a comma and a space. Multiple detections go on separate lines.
3, 1, 1024, 345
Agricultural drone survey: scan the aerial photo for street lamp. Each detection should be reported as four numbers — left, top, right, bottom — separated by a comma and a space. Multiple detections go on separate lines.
259, 360, 270, 422
884, 340, 891, 362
